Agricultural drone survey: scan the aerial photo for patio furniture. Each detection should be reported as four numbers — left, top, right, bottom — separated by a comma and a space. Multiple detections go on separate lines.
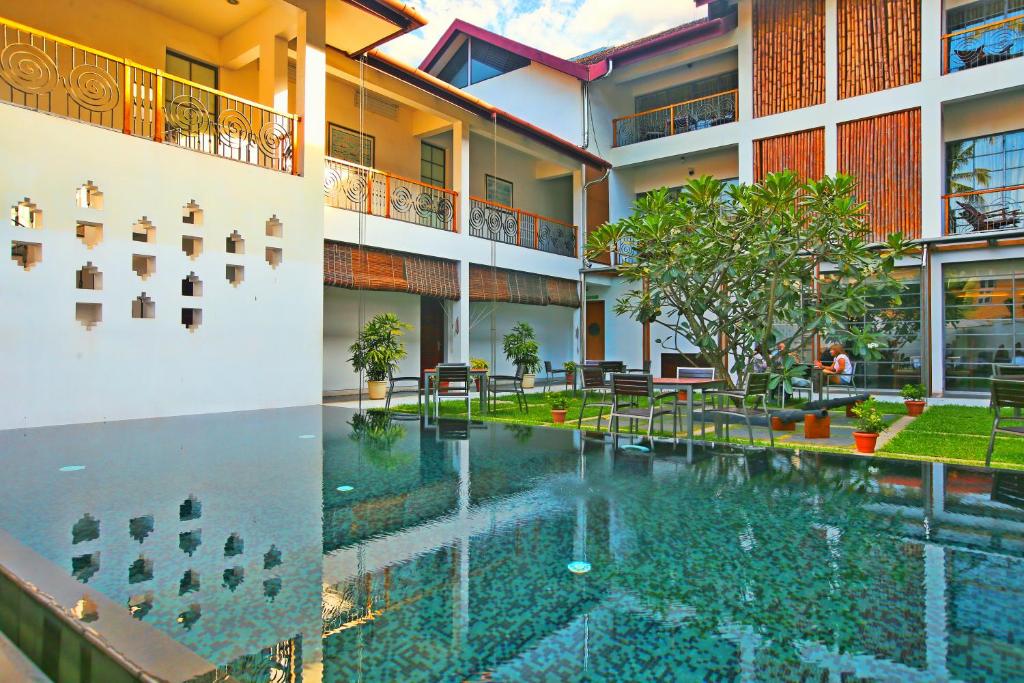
608, 374, 677, 438
423, 366, 488, 414
578, 365, 613, 430
675, 367, 715, 428
489, 365, 528, 413
986, 379, 1024, 467
385, 367, 422, 411
626, 360, 653, 374
599, 360, 627, 374
433, 364, 474, 418
653, 374, 724, 443
542, 361, 567, 393
704, 372, 775, 447
957, 200, 1020, 233
995, 364, 1024, 377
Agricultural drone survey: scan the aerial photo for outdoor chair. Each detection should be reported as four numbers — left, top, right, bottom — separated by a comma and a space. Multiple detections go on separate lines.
489, 364, 528, 413
626, 360, 653, 374
823, 361, 859, 399
985, 379, 1024, 467
578, 366, 614, 430
675, 366, 716, 432
599, 361, 626, 374
434, 363, 473, 419
956, 200, 1020, 233
608, 373, 677, 439
704, 372, 774, 447
543, 361, 567, 393
995, 365, 1024, 416
385, 367, 422, 411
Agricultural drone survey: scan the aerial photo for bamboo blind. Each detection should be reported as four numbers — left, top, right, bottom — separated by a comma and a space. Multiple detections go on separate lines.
837, 108, 922, 241
469, 265, 580, 308
753, 128, 825, 182
838, 0, 921, 99
753, 0, 826, 117
324, 241, 459, 299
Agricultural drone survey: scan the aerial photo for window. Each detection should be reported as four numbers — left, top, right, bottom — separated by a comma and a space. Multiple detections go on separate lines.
946, 129, 1024, 233
945, 0, 1024, 72
486, 175, 513, 207
165, 51, 217, 121
635, 72, 739, 113
436, 38, 529, 87
421, 142, 445, 187
947, 0, 1024, 32
438, 41, 469, 88
328, 123, 374, 167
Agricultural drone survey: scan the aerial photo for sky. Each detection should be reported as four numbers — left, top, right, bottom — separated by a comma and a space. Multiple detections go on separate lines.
381, 0, 707, 65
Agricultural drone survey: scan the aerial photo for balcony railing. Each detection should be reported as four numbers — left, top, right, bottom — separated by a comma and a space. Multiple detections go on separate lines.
612, 90, 737, 148
468, 197, 577, 256
324, 157, 458, 232
0, 17, 297, 173
942, 15, 1024, 73
944, 185, 1024, 234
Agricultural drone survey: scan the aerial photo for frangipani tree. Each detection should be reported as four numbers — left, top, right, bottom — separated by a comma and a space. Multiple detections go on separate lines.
586, 172, 911, 389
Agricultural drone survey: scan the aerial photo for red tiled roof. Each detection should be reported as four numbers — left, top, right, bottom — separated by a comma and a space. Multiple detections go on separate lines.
572, 17, 716, 65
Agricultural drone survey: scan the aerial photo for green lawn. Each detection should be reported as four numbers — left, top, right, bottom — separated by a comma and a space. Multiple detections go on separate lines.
880, 405, 1024, 467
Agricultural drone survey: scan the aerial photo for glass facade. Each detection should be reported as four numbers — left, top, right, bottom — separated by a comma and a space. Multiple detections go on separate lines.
847, 269, 924, 390
945, 0, 1024, 73
436, 39, 529, 88
946, 129, 1024, 234
944, 260, 1024, 392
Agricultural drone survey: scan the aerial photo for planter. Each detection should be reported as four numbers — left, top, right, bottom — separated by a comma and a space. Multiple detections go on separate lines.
677, 390, 689, 401
905, 400, 925, 417
853, 431, 879, 453
551, 409, 567, 424
522, 374, 536, 389
367, 380, 388, 400
565, 373, 575, 387
804, 414, 831, 439
771, 416, 796, 431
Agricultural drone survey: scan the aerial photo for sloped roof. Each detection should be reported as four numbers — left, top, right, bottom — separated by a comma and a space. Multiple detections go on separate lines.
571, 17, 717, 65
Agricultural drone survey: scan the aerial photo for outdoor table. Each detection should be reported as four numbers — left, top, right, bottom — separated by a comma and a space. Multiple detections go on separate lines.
422, 367, 489, 413
653, 377, 725, 442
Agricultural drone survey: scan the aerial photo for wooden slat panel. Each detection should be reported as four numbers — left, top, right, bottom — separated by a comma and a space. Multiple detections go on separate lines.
586, 165, 610, 265
754, 128, 825, 182
838, 0, 921, 99
469, 265, 580, 308
753, 0, 825, 117
324, 241, 459, 299
837, 108, 922, 241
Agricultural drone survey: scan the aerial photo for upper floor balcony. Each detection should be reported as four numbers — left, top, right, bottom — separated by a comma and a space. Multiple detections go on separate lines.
0, 16, 297, 173
467, 197, 577, 257
944, 185, 1024, 234
611, 90, 737, 148
943, 125, 1024, 235
942, 3, 1024, 74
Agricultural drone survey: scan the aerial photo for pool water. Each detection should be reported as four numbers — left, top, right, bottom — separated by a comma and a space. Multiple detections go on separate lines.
2, 405, 1024, 681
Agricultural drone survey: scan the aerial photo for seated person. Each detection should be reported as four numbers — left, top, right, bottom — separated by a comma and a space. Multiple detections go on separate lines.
816, 342, 854, 385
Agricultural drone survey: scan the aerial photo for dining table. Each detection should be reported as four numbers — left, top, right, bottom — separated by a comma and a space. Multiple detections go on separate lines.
422, 367, 490, 413
653, 376, 726, 442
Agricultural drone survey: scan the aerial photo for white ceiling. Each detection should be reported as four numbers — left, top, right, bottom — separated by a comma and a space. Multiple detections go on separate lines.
130, 0, 275, 37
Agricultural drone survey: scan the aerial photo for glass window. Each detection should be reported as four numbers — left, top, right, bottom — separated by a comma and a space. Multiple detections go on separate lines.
421, 142, 445, 187
469, 39, 529, 84
438, 41, 469, 88
328, 123, 374, 167
164, 50, 218, 128
486, 175, 513, 207
945, 0, 1024, 72
635, 72, 739, 113
946, 129, 1024, 234
845, 270, 924, 390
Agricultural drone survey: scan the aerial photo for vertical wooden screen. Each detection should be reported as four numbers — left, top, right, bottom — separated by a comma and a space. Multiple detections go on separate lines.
837, 108, 921, 241
753, 0, 825, 117
837, 0, 921, 99
586, 165, 610, 265
753, 128, 825, 182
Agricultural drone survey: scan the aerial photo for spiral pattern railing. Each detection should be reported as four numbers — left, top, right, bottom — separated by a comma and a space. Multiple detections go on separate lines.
943, 15, 1024, 74
612, 90, 737, 147
468, 197, 577, 257
324, 157, 458, 232
0, 17, 297, 173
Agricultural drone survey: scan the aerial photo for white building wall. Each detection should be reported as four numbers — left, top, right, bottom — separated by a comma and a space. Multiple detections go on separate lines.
468, 302, 576, 376
469, 134, 574, 222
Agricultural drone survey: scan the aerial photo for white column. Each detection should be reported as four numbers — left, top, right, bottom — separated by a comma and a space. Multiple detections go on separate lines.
924, 544, 949, 678
736, 0, 755, 183
929, 254, 945, 394
921, 101, 944, 239
824, 0, 838, 105
453, 121, 471, 236
455, 259, 471, 362
259, 35, 289, 111
295, 1, 326, 181
920, 0, 943, 82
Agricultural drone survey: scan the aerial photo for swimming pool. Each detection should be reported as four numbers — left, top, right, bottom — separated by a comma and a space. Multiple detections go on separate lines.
1, 405, 1023, 681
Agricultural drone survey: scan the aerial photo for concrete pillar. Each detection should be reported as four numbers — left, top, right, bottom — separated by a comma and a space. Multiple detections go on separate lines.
453, 121, 471, 236
824, 0, 838, 105
929, 255, 945, 394
921, 0, 943, 82
455, 259, 471, 362
920, 101, 944, 239
259, 35, 289, 111
924, 544, 949, 678
736, 0, 755, 183
295, 0, 326, 180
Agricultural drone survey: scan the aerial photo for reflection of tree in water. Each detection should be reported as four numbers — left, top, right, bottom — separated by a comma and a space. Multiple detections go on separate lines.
348, 410, 413, 471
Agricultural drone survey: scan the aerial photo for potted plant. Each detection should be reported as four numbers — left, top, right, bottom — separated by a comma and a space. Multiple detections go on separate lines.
851, 398, 888, 454
549, 395, 569, 424
564, 361, 578, 387
348, 313, 410, 400
502, 322, 540, 388
900, 383, 927, 417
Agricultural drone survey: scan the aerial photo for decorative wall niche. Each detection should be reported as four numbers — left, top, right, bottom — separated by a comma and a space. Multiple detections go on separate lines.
71, 552, 100, 583
179, 569, 200, 595
76, 181, 104, 210
263, 578, 281, 601
76, 262, 102, 290
76, 221, 103, 249
182, 236, 202, 259
128, 556, 154, 584
225, 230, 244, 254
224, 533, 244, 557
265, 215, 283, 238
222, 566, 244, 592
132, 254, 155, 280
264, 545, 282, 570
266, 246, 282, 269
11, 241, 42, 270
225, 264, 244, 287
179, 530, 201, 557
182, 200, 203, 226
128, 592, 153, 620
178, 604, 201, 630
179, 496, 201, 521
181, 273, 202, 297
72, 514, 100, 544
181, 308, 202, 332
132, 293, 155, 319
10, 198, 42, 229
132, 217, 155, 243
129, 515, 154, 543
76, 303, 102, 330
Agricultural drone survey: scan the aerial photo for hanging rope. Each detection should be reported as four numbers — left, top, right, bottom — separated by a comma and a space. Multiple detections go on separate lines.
490, 112, 499, 371
357, 56, 368, 412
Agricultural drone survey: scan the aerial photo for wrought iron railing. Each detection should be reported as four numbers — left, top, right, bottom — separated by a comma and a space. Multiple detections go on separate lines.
942, 15, 1024, 73
324, 157, 458, 232
944, 185, 1024, 235
612, 90, 737, 148
467, 197, 577, 256
0, 16, 298, 173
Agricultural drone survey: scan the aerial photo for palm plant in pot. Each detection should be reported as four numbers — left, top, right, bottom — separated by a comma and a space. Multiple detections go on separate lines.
564, 361, 579, 389
348, 313, 410, 400
548, 395, 569, 424
851, 398, 888, 454
502, 322, 540, 388
899, 383, 927, 416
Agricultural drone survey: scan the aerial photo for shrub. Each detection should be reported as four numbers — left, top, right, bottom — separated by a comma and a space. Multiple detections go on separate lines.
502, 322, 540, 373
470, 357, 489, 370
548, 396, 569, 411
899, 383, 926, 401
852, 398, 888, 435
348, 313, 410, 382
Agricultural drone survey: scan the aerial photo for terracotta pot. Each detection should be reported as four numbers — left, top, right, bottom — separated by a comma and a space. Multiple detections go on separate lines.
677, 390, 688, 401
804, 414, 831, 439
853, 431, 879, 454
566, 373, 575, 387
551, 409, 567, 424
771, 416, 796, 431
522, 374, 536, 389
367, 380, 387, 400
905, 400, 925, 417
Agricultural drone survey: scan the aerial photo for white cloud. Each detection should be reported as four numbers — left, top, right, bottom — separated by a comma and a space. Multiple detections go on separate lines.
382, 0, 706, 66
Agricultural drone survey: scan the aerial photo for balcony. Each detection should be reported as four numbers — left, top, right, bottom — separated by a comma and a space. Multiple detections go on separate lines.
468, 197, 577, 257
944, 185, 1024, 234
942, 14, 1024, 73
324, 157, 458, 232
0, 17, 297, 173
612, 90, 737, 148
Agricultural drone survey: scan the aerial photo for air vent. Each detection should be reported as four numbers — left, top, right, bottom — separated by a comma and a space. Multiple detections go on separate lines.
354, 89, 399, 120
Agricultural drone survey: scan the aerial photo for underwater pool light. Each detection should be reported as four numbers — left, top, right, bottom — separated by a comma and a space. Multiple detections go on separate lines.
59, 465, 86, 472
336, 485, 354, 492
567, 561, 592, 575
298, 434, 317, 439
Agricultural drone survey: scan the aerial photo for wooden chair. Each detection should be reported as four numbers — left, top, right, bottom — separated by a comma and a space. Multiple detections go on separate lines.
489, 364, 528, 413
578, 366, 613, 430
542, 361, 567, 393
986, 379, 1024, 467
956, 200, 1020, 233
385, 367, 422, 411
434, 364, 472, 418
705, 372, 774, 447
626, 360, 653, 374
599, 360, 626, 374
608, 374, 676, 438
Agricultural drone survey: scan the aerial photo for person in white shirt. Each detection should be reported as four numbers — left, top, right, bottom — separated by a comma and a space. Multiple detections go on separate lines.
816, 342, 853, 386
